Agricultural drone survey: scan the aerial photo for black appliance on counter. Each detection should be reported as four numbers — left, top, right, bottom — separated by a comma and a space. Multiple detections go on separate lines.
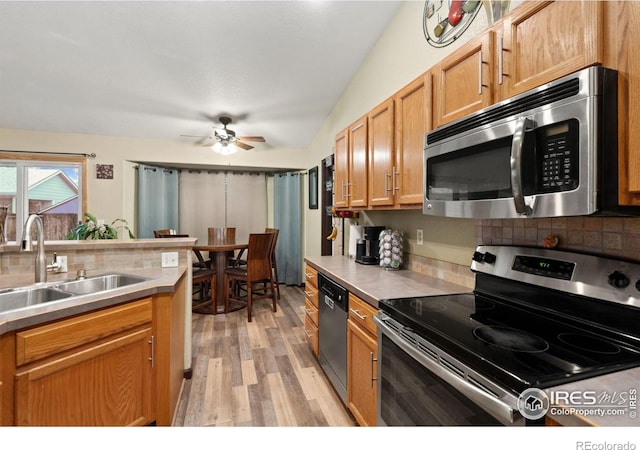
355, 226, 385, 265
374, 245, 640, 426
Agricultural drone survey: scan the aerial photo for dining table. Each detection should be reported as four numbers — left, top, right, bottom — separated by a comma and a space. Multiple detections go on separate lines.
193, 243, 248, 314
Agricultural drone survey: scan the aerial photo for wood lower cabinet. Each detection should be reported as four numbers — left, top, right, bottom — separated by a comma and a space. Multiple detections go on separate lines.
0, 275, 186, 426
347, 293, 378, 426
304, 265, 319, 357
13, 298, 154, 426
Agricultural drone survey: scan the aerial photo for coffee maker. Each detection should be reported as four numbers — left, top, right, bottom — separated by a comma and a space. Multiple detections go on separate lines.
355, 226, 386, 265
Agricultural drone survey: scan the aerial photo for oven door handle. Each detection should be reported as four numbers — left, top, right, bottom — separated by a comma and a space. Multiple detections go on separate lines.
510, 117, 534, 216
374, 314, 521, 425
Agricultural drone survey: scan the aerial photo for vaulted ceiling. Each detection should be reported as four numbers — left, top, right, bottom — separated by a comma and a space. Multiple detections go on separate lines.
0, 1, 403, 151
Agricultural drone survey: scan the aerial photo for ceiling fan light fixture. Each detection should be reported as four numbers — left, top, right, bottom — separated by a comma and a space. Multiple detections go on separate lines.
211, 140, 237, 155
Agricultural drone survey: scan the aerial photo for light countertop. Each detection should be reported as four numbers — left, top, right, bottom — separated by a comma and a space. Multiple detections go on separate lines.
304, 255, 471, 308
0, 266, 187, 334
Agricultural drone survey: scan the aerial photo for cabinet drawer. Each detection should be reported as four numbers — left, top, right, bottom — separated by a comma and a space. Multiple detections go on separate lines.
304, 265, 318, 289
304, 299, 318, 326
304, 314, 319, 357
348, 294, 378, 336
304, 282, 318, 309
16, 298, 153, 366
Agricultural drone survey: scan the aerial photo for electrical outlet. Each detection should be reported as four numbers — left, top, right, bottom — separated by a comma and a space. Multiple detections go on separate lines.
161, 252, 179, 268
417, 229, 424, 245
56, 255, 68, 273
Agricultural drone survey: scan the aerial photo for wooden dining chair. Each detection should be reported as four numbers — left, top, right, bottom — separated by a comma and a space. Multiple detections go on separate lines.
265, 227, 280, 299
223, 232, 276, 322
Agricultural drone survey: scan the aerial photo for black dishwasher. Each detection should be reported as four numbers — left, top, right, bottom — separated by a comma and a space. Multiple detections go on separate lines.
317, 273, 349, 405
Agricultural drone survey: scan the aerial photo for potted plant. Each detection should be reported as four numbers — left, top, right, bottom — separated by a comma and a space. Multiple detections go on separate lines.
67, 213, 135, 240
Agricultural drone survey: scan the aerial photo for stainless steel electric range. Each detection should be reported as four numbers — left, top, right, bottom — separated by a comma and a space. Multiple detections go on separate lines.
374, 245, 640, 426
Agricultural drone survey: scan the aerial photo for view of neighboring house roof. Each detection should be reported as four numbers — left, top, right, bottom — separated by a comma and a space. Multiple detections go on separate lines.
38, 195, 79, 214
0, 167, 78, 207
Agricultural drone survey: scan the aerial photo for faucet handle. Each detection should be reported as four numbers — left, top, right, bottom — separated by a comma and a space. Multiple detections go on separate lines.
76, 269, 86, 280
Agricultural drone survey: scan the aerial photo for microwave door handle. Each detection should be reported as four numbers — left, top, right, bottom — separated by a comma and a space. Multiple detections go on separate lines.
510, 117, 534, 215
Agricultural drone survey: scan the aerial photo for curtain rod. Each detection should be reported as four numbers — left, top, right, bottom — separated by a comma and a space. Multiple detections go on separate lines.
1, 149, 96, 158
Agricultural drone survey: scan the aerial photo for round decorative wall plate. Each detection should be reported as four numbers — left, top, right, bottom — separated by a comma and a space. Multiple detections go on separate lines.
423, 0, 482, 48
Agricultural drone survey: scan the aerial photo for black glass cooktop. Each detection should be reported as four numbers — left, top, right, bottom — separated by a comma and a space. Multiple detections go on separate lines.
378, 290, 640, 395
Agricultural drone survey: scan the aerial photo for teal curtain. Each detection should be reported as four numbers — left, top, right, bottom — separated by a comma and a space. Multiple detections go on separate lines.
137, 164, 179, 238
274, 172, 302, 286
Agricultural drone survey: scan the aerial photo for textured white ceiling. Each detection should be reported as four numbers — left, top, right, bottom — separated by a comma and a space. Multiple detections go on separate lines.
0, 0, 403, 150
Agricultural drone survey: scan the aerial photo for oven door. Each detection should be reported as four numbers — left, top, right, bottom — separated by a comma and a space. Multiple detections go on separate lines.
374, 313, 524, 426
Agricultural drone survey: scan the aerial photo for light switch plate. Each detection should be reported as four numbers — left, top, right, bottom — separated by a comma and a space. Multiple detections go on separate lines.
161, 252, 179, 268
417, 229, 424, 245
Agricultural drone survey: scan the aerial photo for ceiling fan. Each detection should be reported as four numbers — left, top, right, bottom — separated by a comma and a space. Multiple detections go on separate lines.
181, 116, 265, 155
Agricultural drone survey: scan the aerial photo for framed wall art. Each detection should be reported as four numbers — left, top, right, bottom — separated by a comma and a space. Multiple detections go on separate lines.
308, 166, 318, 209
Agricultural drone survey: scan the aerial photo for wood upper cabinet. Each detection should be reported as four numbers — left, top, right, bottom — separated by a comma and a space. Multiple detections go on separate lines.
333, 129, 349, 208
434, 1, 604, 129
604, 1, 640, 206
347, 293, 378, 426
367, 97, 395, 207
394, 72, 432, 206
335, 116, 368, 209
368, 72, 431, 208
348, 115, 369, 208
499, 1, 603, 99
13, 298, 154, 426
434, 29, 494, 128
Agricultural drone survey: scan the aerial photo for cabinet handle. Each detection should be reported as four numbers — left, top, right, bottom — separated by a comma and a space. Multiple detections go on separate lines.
393, 166, 400, 192
498, 37, 504, 85
349, 308, 367, 320
370, 352, 378, 388
478, 50, 483, 95
385, 169, 391, 193
304, 328, 312, 338
148, 335, 155, 368
304, 290, 313, 298
304, 308, 314, 316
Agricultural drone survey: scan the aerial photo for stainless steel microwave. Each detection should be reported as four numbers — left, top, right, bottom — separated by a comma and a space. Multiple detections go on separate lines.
423, 66, 635, 219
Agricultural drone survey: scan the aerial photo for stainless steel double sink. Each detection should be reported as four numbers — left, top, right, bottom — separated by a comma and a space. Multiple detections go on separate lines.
0, 273, 149, 314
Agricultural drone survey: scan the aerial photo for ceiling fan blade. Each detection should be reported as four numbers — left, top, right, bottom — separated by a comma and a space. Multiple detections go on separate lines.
180, 134, 206, 138
238, 136, 266, 142
235, 141, 254, 151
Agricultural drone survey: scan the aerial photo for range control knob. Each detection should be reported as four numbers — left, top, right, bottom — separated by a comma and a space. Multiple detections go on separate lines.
483, 252, 496, 264
472, 251, 496, 264
636, 279, 640, 293
608, 271, 630, 289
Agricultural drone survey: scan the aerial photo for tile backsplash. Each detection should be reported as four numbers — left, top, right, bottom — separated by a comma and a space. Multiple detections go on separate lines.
476, 217, 640, 260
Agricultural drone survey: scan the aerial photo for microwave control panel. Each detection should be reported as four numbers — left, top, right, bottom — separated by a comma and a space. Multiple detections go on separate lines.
538, 120, 579, 192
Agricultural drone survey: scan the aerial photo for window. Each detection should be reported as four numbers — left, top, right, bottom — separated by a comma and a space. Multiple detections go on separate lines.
0, 154, 86, 241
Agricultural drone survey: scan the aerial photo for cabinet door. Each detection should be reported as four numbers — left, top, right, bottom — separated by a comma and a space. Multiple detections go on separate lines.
500, 1, 603, 99
348, 116, 368, 208
434, 30, 494, 128
394, 72, 431, 206
347, 319, 377, 426
15, 326, 154, 426
334, 129, 349, 208
604, 1, 640, 206
368, 98, 395, 207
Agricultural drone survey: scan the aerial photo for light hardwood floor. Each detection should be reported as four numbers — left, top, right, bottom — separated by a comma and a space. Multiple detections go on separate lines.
173, 284, 357, 427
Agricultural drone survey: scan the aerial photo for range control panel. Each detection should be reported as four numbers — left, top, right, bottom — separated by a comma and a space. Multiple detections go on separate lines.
470, 245, 640, 307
